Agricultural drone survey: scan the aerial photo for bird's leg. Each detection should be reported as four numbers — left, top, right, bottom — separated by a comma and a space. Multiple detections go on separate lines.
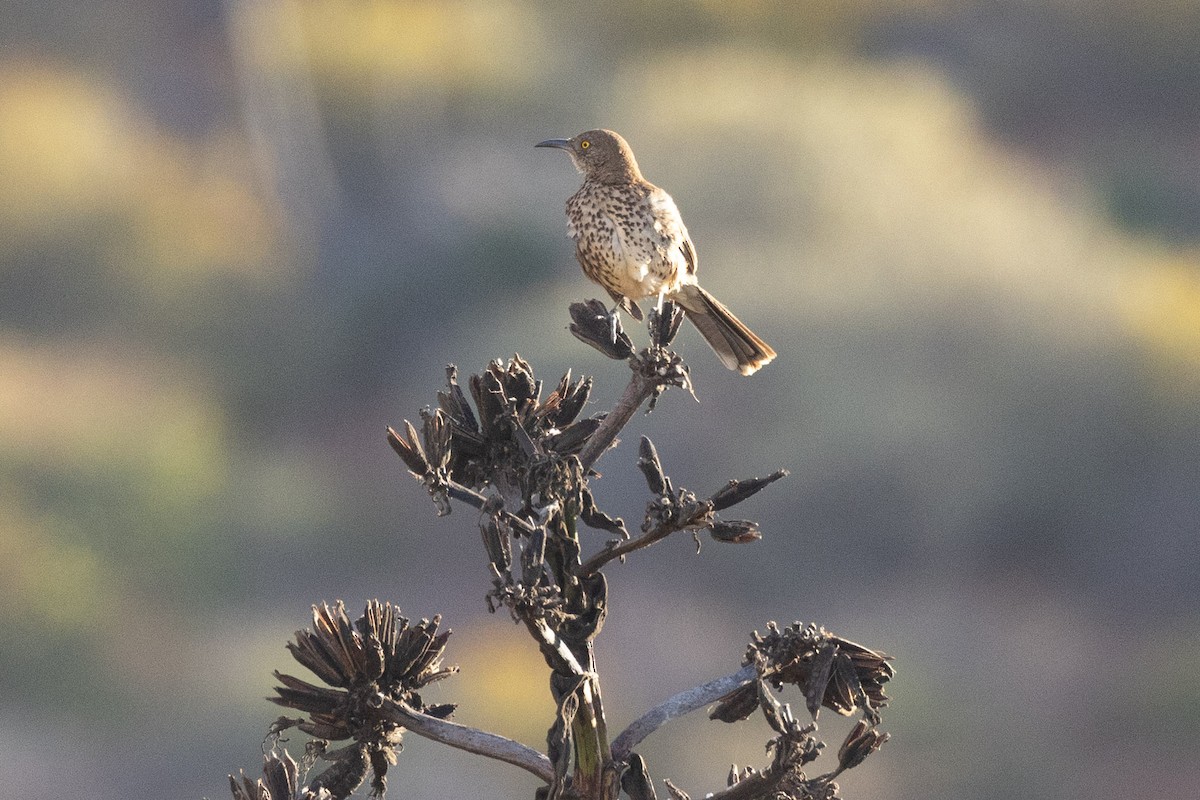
649, 290, 668, 353
608, 302, 621, 344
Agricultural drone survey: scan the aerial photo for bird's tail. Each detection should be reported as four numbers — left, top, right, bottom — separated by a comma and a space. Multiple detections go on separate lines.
673, 284, 776, 375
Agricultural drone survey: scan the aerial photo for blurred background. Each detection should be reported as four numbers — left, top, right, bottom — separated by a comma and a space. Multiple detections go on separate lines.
2, 1, 1198, 797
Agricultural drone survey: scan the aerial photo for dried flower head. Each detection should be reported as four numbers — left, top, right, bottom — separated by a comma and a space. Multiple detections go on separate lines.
715, 681, 876, 800
229, 748, 330, 800
569, 299, 636, 360
711, 622, 893, 725
271, 601, 457, 798
390, 359, 609, 514
837, 719, 890, 773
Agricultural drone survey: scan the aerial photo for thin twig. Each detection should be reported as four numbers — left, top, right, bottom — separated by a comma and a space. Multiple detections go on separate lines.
444, 479, 539, 535
380, 700, 555, 784
575, 512, 702, 577
577, 370, 658, 472
610, 664, 756, 761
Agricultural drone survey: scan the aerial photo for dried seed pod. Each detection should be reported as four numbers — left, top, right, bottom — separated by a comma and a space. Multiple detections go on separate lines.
369, 747, 394, 799
560, 571, 608, 644
522, 526, 547, 585
757, 680, 788, 735
423, 702, 457, 719
385, 424, 429, 477
569, 299, 634, 360
272, 672, 344, 715
286, 632, 349, 690
436, 364, 478, 432
545, 417, 602, 454
507, 412, 541, 458
504, 354, 539, 406
309, 742, 369, 800
548, 374, 591, 428
636, 436, 667, 495
228, 773, 261, 800
621, 753, 658, 800
708, 470, 789, 512
361, 634, 386, 683
663, 778, 691, 800
296, 719, 352, 741
260, 749, 300, 800
805, 642, 837, 719
710, 681, 759, 723
709, 519, 762, 544
229, 762, 301, 800
480, 516, 512, 574
419, 408, 453, 474
469, 368, 505, 439
838, 720, 890, 772
579, 487, 628, 537
390, 619, 437, 683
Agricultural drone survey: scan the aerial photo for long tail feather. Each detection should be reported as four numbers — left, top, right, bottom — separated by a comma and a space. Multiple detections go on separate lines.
673, 284, 776, 375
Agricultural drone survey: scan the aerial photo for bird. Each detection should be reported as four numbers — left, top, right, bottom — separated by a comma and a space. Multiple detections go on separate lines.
536, 129, 776, 376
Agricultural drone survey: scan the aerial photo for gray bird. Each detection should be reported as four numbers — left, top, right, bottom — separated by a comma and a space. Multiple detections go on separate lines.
537, 129, 776, 375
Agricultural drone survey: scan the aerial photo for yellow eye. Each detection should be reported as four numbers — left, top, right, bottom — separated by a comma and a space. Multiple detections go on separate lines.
580, 140, 590, 149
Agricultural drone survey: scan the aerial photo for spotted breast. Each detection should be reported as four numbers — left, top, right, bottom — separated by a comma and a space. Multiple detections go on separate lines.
566, 179, 694, 305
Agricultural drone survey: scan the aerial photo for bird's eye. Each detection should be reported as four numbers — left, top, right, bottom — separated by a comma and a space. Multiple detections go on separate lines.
580, 140, 590, 150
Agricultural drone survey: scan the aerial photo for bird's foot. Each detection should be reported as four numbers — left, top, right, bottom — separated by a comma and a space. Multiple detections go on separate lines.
648, 300, 684, 349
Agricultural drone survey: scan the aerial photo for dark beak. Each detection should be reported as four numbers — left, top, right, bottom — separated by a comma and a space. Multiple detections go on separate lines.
536, 138, 572, 150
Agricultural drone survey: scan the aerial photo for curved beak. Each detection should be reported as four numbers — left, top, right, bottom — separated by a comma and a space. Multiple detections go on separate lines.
536, 138, 572, 151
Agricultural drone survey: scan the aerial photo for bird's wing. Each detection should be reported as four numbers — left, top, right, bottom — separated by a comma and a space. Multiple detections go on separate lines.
647, 187, 697, 276
679, 238, 697, 277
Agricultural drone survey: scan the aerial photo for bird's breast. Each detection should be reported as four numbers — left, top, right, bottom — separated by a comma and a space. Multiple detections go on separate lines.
565, 181, 691, 300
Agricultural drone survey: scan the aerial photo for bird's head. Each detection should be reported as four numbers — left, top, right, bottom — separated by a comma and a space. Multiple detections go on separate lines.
536, 129, 643, 183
